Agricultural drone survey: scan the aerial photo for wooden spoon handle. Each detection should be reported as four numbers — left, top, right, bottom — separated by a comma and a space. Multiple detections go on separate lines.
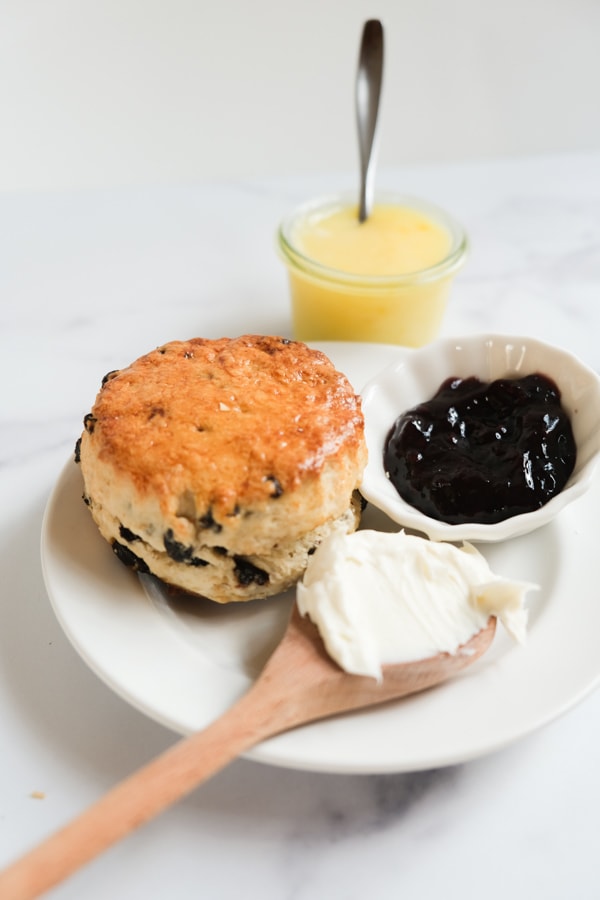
0, 686, 283, 900
0, 609, 334, 899
0, 609, 496, 898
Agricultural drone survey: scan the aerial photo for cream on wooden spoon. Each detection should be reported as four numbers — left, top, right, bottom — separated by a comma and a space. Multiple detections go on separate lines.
298, 529, 534, 680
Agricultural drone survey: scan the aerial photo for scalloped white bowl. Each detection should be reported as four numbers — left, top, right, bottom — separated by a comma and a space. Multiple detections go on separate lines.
360, 333, 600, 542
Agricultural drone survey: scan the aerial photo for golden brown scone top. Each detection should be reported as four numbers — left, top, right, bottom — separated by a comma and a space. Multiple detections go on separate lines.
85, 335, 365, 519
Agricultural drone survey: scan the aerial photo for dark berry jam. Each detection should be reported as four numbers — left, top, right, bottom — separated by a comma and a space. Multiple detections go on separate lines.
383, 373, 576, 525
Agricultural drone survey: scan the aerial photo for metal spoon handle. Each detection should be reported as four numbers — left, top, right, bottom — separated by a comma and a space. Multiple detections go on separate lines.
356, 19, 384, 223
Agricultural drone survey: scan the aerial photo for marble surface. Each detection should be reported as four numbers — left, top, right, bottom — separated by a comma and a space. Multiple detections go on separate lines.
1, 152, 600, 898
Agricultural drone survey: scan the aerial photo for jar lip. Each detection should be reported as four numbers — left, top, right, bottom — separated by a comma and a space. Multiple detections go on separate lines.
277, 191, 469, 286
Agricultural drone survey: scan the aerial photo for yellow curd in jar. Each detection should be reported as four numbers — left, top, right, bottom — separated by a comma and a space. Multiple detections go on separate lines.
278, 194, 468, 346
298, 204, 452, 276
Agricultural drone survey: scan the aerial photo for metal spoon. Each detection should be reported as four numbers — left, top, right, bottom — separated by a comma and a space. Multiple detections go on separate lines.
356, 19, 384, 222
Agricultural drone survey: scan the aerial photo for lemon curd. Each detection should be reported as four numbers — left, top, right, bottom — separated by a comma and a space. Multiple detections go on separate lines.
278, 194, 468, 346
298, 204, 452, 277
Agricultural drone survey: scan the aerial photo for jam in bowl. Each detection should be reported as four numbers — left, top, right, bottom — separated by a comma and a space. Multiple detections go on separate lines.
359, 334, 600, 542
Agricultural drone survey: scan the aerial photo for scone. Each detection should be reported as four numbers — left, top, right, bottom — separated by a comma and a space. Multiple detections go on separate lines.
76, 335, 367, 602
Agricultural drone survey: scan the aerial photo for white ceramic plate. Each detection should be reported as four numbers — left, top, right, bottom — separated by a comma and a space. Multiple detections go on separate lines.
41, 342, 600, 774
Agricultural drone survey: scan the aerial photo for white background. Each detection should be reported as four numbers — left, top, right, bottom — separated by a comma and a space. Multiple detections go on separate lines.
2, 0, 600, 192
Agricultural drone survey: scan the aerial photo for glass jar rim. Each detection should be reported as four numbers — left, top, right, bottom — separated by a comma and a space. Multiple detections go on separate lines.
277, 191, 469, 286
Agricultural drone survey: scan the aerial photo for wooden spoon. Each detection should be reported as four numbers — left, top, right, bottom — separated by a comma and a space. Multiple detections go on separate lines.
0, 606, 496, 899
